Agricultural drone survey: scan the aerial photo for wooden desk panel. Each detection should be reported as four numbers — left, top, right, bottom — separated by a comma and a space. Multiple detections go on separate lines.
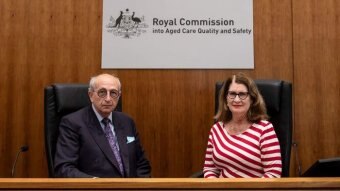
0, 178, 340, 190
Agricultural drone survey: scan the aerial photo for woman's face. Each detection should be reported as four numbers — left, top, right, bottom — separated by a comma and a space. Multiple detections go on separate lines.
226, 81, 251, 117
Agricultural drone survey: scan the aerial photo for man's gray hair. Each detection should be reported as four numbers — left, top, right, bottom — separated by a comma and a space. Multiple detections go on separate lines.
88, 73, 121, 92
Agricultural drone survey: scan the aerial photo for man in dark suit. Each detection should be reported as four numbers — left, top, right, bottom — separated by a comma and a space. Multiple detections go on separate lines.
54, 73, 151, 178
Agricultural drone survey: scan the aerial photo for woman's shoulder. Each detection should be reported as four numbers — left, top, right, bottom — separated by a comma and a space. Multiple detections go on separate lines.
252, 120, 274, 132
254, 120, 272, 127
211, 121, 224, 130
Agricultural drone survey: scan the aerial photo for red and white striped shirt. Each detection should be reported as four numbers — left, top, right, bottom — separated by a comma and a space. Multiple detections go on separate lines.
203, 120, 282, 178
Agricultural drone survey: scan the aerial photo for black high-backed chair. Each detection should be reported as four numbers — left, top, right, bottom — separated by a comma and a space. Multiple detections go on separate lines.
191, 79, 292, 177
44, 84, 122, 177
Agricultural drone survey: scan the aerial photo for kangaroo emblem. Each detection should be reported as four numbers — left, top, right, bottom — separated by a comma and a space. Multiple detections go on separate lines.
114, 11, 123, 28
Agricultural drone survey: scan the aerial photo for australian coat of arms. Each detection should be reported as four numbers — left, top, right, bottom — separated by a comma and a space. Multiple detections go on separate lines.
106, 9, 148, 38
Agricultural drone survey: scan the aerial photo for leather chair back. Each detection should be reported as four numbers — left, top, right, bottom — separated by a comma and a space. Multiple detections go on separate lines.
215, 79, 292, 177
44, 84, 122, 177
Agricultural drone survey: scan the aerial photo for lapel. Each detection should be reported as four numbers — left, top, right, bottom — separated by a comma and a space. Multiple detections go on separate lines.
86, 107, 123, 175
112, 112, 130, 177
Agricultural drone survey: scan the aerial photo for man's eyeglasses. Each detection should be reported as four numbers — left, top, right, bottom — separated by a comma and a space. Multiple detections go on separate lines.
95, 88, 120, 99
227, 91, 249, 100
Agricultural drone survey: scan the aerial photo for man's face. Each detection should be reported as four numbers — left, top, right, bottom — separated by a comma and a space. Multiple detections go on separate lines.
89, 75, 120, 118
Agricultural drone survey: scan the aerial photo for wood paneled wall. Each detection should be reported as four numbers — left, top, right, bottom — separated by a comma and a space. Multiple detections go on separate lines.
0, 0, 338, 178
292, 0, 340, 174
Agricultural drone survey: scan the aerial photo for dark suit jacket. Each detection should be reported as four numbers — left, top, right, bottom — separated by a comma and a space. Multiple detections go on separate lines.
54, 106, 151, 178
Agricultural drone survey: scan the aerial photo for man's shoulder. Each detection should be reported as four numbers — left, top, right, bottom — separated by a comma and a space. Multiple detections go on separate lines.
62, 106, 92, 120
112, 111, 133, 121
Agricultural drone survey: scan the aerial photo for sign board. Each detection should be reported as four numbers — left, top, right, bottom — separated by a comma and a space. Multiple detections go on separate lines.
102, 0, 253, 69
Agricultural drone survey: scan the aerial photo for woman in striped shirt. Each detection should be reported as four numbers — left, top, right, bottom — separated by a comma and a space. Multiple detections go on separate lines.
203, 73, 282, 178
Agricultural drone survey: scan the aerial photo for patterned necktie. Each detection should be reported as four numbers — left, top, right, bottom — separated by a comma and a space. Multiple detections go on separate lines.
102, 118, 124, 175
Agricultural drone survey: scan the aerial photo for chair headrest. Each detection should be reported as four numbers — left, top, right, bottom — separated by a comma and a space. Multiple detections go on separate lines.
53, 84, 91, 113
254, 80, 283, 113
